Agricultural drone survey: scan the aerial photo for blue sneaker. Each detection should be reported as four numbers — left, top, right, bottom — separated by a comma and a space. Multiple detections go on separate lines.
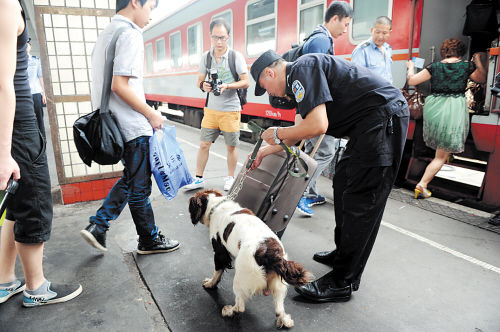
23, 281, 82, 307
296, 197, 314, 217
183, 177, 205, 191
306, 195, 326, 207
0, 279, 25, 303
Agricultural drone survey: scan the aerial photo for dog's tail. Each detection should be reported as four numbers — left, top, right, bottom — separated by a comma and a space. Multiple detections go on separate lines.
255, 238, 314, 286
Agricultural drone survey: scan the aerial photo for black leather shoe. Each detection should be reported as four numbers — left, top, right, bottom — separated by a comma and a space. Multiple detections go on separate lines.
489, 214, 500, 226
312, 250, 336, 265
137, 232, 180, 255
294, 271, 351, 302
80, 223, 107, 252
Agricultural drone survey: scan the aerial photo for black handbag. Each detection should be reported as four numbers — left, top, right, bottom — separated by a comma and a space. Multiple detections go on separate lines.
73, 27, 128, 167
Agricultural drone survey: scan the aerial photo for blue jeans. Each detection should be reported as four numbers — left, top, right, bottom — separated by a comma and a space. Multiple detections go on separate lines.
90, 136, 158, 241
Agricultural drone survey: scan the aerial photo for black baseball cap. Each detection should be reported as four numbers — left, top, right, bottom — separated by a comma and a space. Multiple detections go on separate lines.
250, 50, 283, 96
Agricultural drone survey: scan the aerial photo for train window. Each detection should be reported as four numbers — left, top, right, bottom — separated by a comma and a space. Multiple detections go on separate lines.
246, 0, 277, 57
298, 0, 325, 42
350, 0, 393, 43
169, 31, 182, 68
145, 43, 153, 73
155, 38, 166, 70
188, 23, 202, 65
212, 10, 233, 48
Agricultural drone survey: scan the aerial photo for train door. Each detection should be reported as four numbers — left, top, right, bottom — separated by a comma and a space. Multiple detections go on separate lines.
403, 0, 500, 208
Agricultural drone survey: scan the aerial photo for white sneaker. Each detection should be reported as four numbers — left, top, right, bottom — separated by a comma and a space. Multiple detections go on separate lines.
183, 177, 205, 191
224, 176, 235, 191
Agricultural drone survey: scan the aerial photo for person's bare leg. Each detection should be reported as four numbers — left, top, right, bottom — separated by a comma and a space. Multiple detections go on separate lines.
0, 219, 17, 283
195, 141, 212, 177
16, 241, 45, 290
226, 145, 237, 177
417, 148, 450, 189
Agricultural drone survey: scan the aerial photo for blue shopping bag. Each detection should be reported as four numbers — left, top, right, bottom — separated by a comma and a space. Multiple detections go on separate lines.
150, 126, 193, 200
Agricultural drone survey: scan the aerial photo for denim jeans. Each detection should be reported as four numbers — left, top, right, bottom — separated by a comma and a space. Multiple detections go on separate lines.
90, 136, 158, 241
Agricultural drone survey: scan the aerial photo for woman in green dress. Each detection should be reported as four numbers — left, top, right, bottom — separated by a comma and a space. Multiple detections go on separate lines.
406, 38, 486, 198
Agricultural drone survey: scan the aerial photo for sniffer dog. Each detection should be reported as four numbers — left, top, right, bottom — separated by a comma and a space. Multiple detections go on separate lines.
189, 189, 313, 329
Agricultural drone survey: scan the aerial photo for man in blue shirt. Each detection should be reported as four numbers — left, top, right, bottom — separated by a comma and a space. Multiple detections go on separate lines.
295, 1, 352, 217
351, 16, 393, 83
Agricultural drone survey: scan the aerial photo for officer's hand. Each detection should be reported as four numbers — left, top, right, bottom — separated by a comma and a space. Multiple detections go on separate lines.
203, 82, 212, 93
148, 109, 164, 131
0, 155, 20, 191
261, 128, 276, 145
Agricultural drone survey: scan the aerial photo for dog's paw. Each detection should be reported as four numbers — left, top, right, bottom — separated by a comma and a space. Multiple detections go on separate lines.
277, 314, 294, 329
222, 305, 235, 317
202, 278, 217, 289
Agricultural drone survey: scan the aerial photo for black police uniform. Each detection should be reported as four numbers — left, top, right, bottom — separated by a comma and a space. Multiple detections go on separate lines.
286, 54, 409, 285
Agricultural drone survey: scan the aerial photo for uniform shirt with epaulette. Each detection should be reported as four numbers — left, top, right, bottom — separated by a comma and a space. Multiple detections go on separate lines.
351, 38, 393, 83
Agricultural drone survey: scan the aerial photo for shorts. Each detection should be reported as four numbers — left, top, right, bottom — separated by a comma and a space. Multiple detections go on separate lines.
200, 108, 240, 146
6, 120, 52, 243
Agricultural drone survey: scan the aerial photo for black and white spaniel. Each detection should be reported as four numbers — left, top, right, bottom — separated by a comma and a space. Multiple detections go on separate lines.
189, 189, 313, 329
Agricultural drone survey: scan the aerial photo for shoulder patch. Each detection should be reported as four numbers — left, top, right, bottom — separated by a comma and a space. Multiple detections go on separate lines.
292, 80, 305, 103
361, 41, 370, 47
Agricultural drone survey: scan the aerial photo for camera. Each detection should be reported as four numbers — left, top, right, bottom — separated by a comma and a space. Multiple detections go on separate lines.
209, 68, 222, 96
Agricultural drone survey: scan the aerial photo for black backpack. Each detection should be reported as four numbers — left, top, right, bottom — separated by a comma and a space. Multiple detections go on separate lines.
270, 28, 333, 109
205, 50, 247, 107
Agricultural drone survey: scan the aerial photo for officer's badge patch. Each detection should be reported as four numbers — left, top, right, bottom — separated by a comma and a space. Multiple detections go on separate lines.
292, 80, 305, 103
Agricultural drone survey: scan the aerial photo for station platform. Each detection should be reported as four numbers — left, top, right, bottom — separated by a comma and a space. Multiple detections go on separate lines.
1, 121, 499, 331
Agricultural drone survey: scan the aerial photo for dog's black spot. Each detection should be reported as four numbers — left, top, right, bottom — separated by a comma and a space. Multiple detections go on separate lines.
231, 208, 254, 216
254, 237, 284, 273
211, 233, 233, 270
223, 222, 236, 242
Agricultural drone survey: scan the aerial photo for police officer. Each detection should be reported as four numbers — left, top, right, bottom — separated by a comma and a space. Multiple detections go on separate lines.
351, 16, 393, 83
249, 50, 409, 302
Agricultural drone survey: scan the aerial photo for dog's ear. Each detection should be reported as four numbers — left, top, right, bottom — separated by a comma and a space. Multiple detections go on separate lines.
189, 193, 208, 225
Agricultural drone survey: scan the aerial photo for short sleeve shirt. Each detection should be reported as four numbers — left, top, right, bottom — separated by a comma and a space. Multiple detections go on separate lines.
302, 25, 334, 55
425, 61, 476, 95
91, 15, 152, 143
27, 55, 43, 94
198, 48, 247, 112
286, 54, 403, 138
351, 38, 393, 83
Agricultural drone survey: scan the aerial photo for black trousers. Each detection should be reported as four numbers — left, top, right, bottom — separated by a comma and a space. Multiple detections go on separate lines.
331, 106, 409, 284
32, 93, 45, 139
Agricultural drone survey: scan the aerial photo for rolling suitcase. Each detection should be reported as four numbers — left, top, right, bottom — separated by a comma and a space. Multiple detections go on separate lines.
228, 121, 321, 238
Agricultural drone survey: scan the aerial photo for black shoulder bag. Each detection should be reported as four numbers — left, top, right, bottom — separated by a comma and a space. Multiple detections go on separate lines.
73, 27, 127, 167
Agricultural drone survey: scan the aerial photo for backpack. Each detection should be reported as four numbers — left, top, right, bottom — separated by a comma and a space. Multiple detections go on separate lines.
205, 50, 247, 107
281, 28, 334, 62
270, 28, 333, 110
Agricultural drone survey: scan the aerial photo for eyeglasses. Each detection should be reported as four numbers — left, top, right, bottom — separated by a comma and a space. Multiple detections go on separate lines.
211, 35, 229, 42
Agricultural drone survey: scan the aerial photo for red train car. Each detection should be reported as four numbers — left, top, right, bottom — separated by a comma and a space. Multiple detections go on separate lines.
143, 0, 500, 208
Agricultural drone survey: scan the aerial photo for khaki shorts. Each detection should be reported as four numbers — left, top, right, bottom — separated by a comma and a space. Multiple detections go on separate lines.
200, 108, 240, 146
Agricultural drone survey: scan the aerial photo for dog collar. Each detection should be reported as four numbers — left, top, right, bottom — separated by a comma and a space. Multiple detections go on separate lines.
208, 199, 229, 220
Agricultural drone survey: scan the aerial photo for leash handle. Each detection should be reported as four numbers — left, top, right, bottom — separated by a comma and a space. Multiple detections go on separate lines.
0, 178, 19, 218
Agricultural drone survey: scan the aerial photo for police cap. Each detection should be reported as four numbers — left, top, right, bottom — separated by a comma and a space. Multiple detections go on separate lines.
250, 50, 283, 96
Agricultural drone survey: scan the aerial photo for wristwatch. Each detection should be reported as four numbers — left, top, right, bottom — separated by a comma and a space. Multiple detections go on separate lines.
273, 127, 281, 144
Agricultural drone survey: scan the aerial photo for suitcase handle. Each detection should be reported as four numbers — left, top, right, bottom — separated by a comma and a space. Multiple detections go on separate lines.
247, 121, 308, 178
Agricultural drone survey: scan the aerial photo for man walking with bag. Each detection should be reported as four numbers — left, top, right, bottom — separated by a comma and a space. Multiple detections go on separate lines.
80, 0, 179, 254
294, 1, 352, 217
183, 18, 250, 192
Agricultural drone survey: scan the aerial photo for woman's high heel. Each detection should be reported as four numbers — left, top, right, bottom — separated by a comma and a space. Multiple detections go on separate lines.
414, 186, 432, 199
